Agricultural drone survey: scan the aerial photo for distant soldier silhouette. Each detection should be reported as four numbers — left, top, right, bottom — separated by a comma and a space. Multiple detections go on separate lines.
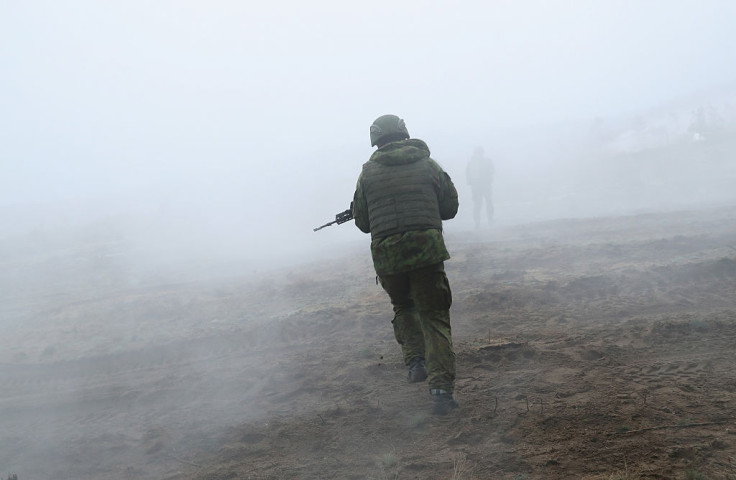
465, 146, 495, 228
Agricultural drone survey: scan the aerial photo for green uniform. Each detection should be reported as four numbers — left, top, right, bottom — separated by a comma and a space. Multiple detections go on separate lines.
353, 138, 459, 392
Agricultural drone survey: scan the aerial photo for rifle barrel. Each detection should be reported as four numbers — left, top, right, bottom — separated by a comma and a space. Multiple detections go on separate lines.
313, 220, 336, 232
313, 207, 353, 232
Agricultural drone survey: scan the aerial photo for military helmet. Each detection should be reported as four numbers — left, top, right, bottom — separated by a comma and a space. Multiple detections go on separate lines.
370, 114, 410, 147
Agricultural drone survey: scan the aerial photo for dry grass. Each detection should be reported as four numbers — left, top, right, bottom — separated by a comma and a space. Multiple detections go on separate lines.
376, 450, 401, 480
451, 453, 474, 480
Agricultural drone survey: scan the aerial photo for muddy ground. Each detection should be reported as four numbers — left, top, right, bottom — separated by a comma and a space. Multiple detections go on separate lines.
2, 205, 736, 479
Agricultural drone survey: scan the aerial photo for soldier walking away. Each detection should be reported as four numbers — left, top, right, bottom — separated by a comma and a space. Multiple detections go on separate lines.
352, 114, 460, 415
466, 146, 495, 229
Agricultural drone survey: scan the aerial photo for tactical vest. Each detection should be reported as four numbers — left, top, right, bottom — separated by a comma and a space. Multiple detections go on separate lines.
360, 158, 443, 240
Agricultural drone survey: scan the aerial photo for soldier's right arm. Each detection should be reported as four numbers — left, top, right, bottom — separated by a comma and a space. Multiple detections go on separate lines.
438, 171, 459, 220
352, 177, 371, 233
428, 158, 459, 220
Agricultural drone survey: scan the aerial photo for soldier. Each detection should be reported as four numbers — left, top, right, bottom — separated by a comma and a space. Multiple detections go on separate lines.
466, 146, 495, 229
352, 114, 460, 415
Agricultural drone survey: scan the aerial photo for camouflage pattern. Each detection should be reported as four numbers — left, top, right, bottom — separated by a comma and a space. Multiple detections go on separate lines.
352, 138, 458, 275
379, 262, 456, 392
368, 229, 450, 276
352, 129, 458, 395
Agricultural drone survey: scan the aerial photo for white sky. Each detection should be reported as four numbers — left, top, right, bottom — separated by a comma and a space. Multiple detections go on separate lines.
1, 1, 736, 261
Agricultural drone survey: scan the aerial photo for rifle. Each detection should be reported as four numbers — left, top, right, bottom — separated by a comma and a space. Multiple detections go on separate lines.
313, 208, 353, 231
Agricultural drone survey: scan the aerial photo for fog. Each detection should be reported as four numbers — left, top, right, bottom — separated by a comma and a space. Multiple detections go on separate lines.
2, 0, 736, 273
3, 2, 736, 477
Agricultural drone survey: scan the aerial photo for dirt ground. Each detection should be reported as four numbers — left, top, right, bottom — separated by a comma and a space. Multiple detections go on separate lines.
2, 205, 736, 479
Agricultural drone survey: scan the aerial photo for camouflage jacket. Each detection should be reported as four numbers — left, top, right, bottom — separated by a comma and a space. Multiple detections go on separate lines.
352, 138, 458, 276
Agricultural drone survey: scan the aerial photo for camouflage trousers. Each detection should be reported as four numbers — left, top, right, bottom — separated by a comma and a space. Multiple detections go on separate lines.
378, 262, 456, 393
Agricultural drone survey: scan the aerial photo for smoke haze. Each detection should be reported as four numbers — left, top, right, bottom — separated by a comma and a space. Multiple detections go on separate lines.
3, 2, 736, 478
3, 1, 736, 270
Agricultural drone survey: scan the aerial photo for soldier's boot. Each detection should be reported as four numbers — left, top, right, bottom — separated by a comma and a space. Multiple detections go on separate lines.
430, 388, 459, 415
407, 357, 428, 383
